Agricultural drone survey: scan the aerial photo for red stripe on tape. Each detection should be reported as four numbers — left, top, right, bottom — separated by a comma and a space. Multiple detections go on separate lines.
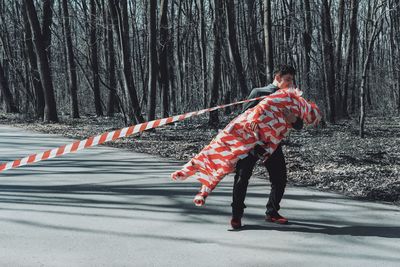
85, 136, 94, 148
42, 150, 51, 160
71, 141, 80, 152
12, 159, 21, 168
112, 130, 121, 140
139, 123, 148, 132
57, 145, 66, 156
98, 133, 108, 144
28, 154, 36, 163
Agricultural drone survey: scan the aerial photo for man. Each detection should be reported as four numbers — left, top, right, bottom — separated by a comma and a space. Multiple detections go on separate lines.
171, 86, 321, 211
231, 64, 302, 229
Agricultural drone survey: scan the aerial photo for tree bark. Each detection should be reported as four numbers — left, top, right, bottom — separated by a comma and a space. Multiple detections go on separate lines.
209, 0, 223, 127
0, 61, 19, 113
360, 2, 384, 138
106, 3, 117, 116
147, 0, 157, 121
90, 0, 103, 116
61, 0, 80, 118
334, 0, 345, 117
249, 0, 266, 85
22, 1, 45, 119
197, 0, 208, 108
226, 0, 248, 97
263, 0, 273, 83
389, 0, 400, 114
321, 0, 336, 123
342, 0, 358, 117
25, 0, 58, 122
41, 0, 53, 61
109, 0, 144, 123
302, 0, 312, 91
159, 0, 169, 118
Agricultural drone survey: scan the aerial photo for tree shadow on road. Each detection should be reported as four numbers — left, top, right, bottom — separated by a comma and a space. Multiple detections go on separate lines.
238, 221, 400, 238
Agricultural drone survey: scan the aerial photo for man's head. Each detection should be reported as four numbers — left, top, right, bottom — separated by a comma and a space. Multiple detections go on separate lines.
273, 64, 296, 89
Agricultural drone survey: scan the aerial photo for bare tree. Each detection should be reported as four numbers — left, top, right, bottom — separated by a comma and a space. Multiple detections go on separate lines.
196, 0, 208, 108
0, 61, 19, 113
302, 0, 312, 91
248, 0, 266, 85
334, 0, 345, 116
159, 0, 170, 118
209, 0, 224, 126
226, 0, 248, 97
22, 1, 45, 118
147, 0, 157, 120
61, 0, 80, 118
106, 2, 117, 116
90, 0, 103, 116
342, 0, 359, 117
25, 0, 58, 122
321, 0, 336, 123
360, 0, 385, 137
263, 0, 273, 83
109, 0, 144, 123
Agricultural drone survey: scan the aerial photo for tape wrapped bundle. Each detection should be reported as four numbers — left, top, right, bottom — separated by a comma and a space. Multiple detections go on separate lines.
171, 88, 322, 206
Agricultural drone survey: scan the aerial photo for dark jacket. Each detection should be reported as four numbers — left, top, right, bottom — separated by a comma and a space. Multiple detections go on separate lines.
243, 84, 303, 130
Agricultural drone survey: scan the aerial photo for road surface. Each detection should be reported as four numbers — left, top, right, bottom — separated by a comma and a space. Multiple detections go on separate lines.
0, 125, 399, 266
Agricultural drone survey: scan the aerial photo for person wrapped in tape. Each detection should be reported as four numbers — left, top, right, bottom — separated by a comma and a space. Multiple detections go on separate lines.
171, 88, 322, 206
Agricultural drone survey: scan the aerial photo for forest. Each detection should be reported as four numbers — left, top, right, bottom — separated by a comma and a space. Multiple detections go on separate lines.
0, 0, 398, 127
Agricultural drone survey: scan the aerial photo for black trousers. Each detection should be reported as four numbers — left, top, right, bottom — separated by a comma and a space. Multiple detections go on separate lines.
231, 144, 287, 218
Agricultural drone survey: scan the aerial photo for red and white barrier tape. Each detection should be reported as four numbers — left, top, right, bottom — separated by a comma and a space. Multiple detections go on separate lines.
0, 96, 267, 173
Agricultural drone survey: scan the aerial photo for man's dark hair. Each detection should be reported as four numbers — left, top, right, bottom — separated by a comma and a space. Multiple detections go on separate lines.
273, 64, 296, 77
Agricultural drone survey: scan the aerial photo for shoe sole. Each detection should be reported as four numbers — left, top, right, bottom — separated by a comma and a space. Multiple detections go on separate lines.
266, 219, 288, 224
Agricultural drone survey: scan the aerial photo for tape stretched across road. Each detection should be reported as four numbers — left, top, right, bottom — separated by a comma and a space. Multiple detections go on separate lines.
0, 96, 267, 173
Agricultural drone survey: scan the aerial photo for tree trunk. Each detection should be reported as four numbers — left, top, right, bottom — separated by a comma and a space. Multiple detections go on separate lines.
109, 0, 144, 123
147, 0, 157, 121
249, 0, 266, 85
22, 1, 45, 119
226, 0, 248, 97
334, 0, 345, 117
41, 0, 53, 61
159, 0, 169, 118
106, 3, 117, 116
25, 0, 58, 122
389, 0, 400, 114
209, 0, 223, 127
90, 0, 103, 116
61, 0, 79, 118
360, 2, 383, 138
302, 0, 312, 91
342, 0, 358, 117
0, 61, 18, 113
263, 0, 273, 83
197, 0, 208, 108
321, 0, 336, 123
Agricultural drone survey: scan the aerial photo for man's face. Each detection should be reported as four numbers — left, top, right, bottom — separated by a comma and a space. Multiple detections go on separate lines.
275, 74, 294, 89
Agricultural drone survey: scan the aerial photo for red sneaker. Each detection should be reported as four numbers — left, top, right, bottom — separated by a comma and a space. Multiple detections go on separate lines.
266, 212, 288, 224
230, 217, 242, 229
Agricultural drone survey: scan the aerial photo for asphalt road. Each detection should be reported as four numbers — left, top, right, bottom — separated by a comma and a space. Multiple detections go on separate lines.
0, 125, 399, 267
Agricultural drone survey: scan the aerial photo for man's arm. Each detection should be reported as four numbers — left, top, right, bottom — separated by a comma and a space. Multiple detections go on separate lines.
242, 89, 260, 112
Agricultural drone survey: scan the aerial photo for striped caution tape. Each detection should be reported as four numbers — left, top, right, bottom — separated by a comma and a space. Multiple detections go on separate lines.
0, 95, 267, 173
